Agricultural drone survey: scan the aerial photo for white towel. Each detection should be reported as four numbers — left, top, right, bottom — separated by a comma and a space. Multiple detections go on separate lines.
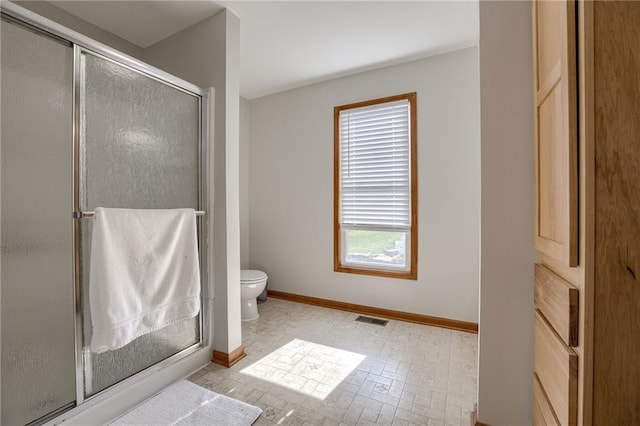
89, 208, 201, 353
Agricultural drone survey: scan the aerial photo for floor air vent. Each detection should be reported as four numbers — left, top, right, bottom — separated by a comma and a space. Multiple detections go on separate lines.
355, 315, 388, 326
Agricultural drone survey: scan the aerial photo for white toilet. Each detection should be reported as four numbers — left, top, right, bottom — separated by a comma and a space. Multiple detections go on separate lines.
240, 269, 268, 321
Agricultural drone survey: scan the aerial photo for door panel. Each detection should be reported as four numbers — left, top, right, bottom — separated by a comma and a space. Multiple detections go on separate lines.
78, 50, 202, 397
1, 18, 76, 425
533, 0, 578, 267
534, 311, 578, 426
533, 373, 561, 426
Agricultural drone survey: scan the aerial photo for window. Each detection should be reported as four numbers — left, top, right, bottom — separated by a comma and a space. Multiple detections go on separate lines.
334, 92, 417, 279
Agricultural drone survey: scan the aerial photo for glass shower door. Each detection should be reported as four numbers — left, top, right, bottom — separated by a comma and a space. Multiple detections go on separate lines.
77, 49, 203, 397
1, 18, 76, 425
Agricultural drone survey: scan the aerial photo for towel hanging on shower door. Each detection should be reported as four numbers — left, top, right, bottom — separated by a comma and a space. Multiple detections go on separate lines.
89, 207, 201, 353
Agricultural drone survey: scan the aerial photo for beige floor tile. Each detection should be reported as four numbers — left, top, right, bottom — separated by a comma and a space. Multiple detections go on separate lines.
188, 298, 477, 425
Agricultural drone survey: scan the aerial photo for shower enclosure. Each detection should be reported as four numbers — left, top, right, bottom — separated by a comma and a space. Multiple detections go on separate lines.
1, 8, 209, 425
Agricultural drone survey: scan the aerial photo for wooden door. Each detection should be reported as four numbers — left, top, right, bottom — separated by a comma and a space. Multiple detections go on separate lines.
592, 2, 640, 423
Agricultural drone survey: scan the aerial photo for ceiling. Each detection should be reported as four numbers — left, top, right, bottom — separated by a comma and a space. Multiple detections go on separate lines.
52, 1, 224, 48
50, 1, 479, 99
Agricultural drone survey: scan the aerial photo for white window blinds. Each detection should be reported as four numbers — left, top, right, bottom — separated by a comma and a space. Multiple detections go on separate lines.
339, 99, 411, 229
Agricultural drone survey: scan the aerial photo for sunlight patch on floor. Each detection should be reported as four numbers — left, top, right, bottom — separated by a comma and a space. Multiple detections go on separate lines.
240, 339, 366, 400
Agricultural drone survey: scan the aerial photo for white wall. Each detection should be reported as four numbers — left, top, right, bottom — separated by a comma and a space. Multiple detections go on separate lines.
248, 47, 480, 323
477, 1, 536, 424
240, 97, 250, 268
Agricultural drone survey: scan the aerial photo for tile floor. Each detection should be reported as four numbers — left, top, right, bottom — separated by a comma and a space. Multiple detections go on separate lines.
189, 298, 478, 426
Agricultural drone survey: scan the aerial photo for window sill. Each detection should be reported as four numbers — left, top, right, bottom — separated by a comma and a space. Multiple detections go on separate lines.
334, 264, 417, 280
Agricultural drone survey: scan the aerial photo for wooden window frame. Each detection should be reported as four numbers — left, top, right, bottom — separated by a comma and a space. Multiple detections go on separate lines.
333, 92, 418, 280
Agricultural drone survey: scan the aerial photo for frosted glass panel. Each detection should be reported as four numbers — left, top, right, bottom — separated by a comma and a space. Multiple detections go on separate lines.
78, 51, 201, 396
79, 54, 199, 209
1, 19, 76, 425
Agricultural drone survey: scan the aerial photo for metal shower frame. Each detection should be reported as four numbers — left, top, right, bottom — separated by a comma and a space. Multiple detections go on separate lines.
1, 3, 211, 422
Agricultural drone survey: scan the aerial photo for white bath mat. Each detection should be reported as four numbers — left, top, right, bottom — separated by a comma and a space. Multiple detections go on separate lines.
110, 380, 262, 426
